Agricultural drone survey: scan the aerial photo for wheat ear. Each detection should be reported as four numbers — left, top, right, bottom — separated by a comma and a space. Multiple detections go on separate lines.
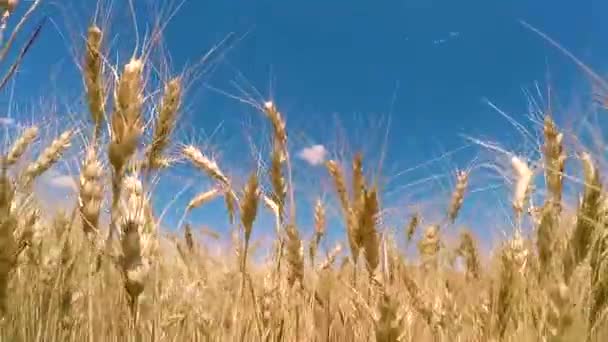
78, 147, 103, 239
146, 77, 181, 171
5, 125, 38, 166
84, 25, 105, 141
23, 129, 73, 185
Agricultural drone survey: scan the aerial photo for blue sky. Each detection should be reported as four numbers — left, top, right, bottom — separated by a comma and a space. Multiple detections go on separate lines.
3, 0, 608, 247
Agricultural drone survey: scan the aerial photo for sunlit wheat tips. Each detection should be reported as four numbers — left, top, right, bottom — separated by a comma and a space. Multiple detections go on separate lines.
511, 155, 533, 222
263, 101, 287, 152
108, 58, 144, 174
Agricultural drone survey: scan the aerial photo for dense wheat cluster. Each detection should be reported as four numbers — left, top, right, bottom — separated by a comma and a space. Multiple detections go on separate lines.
1, 1, 608, 341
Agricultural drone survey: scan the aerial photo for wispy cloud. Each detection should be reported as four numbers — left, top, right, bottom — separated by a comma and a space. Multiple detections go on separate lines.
433, 31, 461, 45
47, 174, 77, 191
297, 144, 327, 166
0, 117, 15, 126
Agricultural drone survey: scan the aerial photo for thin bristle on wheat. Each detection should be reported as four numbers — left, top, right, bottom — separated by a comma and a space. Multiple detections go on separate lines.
5, 125, 38, 165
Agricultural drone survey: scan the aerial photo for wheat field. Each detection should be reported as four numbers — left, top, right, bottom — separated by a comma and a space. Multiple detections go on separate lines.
0, 1, 607, 341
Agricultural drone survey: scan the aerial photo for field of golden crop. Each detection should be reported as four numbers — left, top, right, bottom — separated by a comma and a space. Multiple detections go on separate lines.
0, 1, 607, 341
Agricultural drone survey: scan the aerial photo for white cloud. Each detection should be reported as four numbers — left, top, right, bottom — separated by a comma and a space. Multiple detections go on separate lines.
297, 144, 327, 166
48, 174, 78, 191
0, 117, 15, 126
